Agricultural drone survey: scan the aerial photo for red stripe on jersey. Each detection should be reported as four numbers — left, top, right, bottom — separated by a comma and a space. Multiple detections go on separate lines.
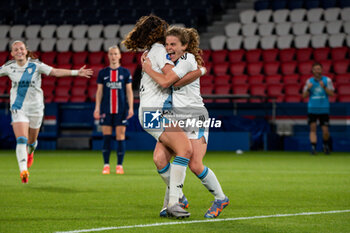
110, 70, 118, 114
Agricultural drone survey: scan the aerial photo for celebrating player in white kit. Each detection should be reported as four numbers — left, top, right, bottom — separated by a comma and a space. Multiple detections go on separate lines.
0, 40, 93, 183
123, 15, 204, 218
142, 26, 229, 218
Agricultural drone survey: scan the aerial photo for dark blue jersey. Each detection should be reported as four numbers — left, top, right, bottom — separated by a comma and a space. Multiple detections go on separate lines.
97, 66, 132, 114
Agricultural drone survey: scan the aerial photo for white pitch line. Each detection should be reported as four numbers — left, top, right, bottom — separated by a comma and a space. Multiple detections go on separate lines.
55, 209, 350, 233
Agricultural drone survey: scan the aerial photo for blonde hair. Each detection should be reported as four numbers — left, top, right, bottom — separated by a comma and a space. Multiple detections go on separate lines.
11, 40, 37, 59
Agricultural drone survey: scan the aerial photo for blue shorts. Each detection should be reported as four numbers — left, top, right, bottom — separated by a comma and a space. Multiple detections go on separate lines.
99, 112, 128, 127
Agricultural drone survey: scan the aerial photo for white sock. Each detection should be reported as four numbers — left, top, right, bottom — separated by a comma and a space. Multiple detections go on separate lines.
158, 163, 171, 209
16, 137, 28, 172
27, 140, 38, 154
198, 166, 226, 200
168, 156, 189, 207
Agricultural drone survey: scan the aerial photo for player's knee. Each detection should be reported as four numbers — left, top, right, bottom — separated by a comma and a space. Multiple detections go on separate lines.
16, 136, 28, 144
153, 152, 167, 170
181, 144, 193, 158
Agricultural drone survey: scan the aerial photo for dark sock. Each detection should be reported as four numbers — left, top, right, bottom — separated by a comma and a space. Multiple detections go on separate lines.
117, 140, 126, 165
323, 140, 329, 147
102, 135, 112, 164
311, 143, 317, 151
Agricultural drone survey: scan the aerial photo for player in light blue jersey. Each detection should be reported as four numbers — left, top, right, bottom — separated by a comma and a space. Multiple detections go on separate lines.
302, 62, 334, 155
0, 40, 93, 183
142, 26, 229, 218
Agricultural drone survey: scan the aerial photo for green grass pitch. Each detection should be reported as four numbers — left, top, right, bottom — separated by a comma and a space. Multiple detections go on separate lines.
0, 150, 349, 233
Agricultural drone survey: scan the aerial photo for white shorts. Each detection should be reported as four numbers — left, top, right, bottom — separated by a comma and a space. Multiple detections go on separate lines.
179, 115, 209, 143
11, 109, 43, 129
138, 107, 166, 141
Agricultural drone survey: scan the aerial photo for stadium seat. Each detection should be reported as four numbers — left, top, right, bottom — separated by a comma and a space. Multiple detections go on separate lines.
56, 77, 73, 87
256, 9, 272, 23
88, 51, 105, 65
296, 48, 313, 62
225, 23, 241, 37
211, 50, 228, 63
42, 86, 55, 103
119, 24, 135, 39
0, 78, 8, 87
300, 74, 312, 85
54, 86, 70, 102
25, 25, 41, 39
42, 77, 56, 87
309, 22, 325, 35
226, 36, 243, 50
214, 85, 231, 103
213, 62, 229, 76
265, 74, 282, 84
87, 25, 103, 39
201, 85, 214, 103
276, 35, 293, 49
279, 48, 295, 62
261, 35, 277, 49
250, 84, 266, 102
247, 62, 263, 76
0, 38, 9, 52
331, 47, 348, 61
87, 85, 97, 102
272, 0, 287, 10
337, 84, 350, 95
0, 51, 8, 65
26, 39, 41, 52
284, 95, 302, 102
246, 49, 262, 62
288, 0, 304, 10
272, 9, 290, 23
202, 50, 212, 63
205, 63, 213, 75
344, 21, 350, 35
70, 96, 87, 103
240, 10, 256, 24
333, 60, 349, 74
326, 21, 343, 35
9, 25, 25, 38
243, 36, 260, 50
264, 62, 280, 76
72, 38, 88, 52
214, 75, 231, 85
57, 52, 72, 65
281, 61, 297, 75
229, 62, 246, 76
294, 34, 311, 49
340, 0, 350, 8
290, 9, 306, 22
210, 35, 226, 50
284, 83, 301, 95
103, 25, 120, 38
56, 25, 73, 39
103, 38, 121, 52
72, 52, 88, 65
200, 75, 214, 86
335, 74, 350, 84
228, 49, 245, 63
40, 38, 56, 52
123, 63, 138, 76
307, 8, 324, 22
267, 84, 284, 102
242, 23, 258, 37
73, 77, 88, 87
324, 7, 340, 21
262, 49, 279, 62
121, 52, 135, 65
328, 33, 345, 48
255, 0, 270, 11
231, 75, 248, 85
276, 22, 292, 36
282, 74, 299, 84
248, 74, 264, 84
338, 95, 350, 102
319, 60, 332, 73
232, 84, 249, 94
292, 22, 309, 35
298, 61, 313, 75
56, 38, 72, 52
57, 64, 73, 70
313, 47, 330, 61
88, 39, 103, 52
258, 23, 274, 36
0, 25, 10, 38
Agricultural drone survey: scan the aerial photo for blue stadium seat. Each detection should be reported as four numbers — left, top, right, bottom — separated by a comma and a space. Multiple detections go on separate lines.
288, 0, 304, 10
339, 0, 350, 8
272, 0, 287, 10
320, 0, 337, 8
255, 0, 270, 11
304, 0, 320, 9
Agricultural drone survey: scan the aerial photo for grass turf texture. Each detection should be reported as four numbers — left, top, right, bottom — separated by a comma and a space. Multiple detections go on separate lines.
0, 150, 349, 233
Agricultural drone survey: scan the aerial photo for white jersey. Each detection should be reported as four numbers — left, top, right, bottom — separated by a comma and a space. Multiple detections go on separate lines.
172, 52, 204, 110
139, 43, 174, 109
0, 58, 53, 116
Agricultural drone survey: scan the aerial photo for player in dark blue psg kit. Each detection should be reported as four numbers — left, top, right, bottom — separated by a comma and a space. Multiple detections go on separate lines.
93, 45, 134, 174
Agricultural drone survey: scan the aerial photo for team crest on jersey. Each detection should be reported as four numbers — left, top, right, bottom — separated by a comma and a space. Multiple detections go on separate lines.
119, 75, 123, 80
27, 68, 33, 74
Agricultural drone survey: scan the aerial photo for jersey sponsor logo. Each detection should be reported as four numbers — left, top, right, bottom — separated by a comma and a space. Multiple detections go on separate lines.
106, 81, 122, 89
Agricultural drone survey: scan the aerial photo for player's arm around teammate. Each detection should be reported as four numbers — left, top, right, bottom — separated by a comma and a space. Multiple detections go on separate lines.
1, 40, 92, 183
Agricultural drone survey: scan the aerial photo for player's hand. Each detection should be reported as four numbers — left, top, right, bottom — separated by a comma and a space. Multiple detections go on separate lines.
126, 109, 134, 119
319, 80, 325, 88
142, 57, 152, 73
93, 109, 100, 120
141, 51, 149, 63
78, 65, 93, 78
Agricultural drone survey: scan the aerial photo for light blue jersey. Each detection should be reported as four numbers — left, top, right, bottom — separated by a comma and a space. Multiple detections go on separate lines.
303, 76, 334, 114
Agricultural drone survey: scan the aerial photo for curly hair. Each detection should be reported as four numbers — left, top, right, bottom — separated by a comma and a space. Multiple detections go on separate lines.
122, 15, 169, 52
166, 27, 204, 66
